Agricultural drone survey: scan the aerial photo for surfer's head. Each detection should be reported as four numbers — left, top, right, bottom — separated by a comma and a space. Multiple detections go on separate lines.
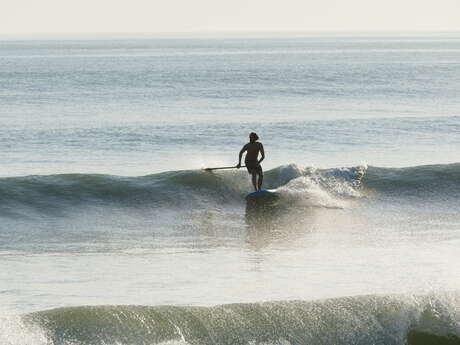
249, 132, 259, 143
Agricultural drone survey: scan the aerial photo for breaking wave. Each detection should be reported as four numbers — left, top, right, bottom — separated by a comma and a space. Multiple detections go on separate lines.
8, 293, 460, 345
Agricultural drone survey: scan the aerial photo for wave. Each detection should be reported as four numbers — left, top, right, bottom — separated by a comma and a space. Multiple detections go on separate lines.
364, 163, 460, 197
9, 293, 460, 345
2, 162, 460, 217
0, 164, 364, 216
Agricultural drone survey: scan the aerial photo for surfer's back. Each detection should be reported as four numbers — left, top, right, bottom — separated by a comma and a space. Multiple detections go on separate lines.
244, 142, 263, 162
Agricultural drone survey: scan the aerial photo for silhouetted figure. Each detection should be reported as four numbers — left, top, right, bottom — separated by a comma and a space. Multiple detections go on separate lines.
237, 132, 265, 191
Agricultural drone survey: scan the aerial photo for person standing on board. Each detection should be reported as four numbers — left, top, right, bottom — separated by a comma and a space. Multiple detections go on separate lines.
237, 132, 265, 191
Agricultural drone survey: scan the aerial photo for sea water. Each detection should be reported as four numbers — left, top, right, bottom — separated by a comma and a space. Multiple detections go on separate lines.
1, 33, 460, 344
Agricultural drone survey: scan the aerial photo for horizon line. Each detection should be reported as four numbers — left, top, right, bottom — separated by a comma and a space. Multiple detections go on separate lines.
1, 29, 459, 35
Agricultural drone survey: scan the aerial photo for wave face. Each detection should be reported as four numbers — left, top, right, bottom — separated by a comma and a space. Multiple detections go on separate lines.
2, 162, 460, 217
17, 294, 460, 345
0, 170, 246, 217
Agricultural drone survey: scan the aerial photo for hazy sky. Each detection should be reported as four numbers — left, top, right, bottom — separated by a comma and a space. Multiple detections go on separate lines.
2, 0, 460, 34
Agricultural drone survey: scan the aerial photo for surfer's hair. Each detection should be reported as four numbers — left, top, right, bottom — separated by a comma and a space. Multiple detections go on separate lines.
249, 132, 259, 142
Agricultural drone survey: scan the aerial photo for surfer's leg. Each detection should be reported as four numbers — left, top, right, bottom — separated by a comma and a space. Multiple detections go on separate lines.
251, 172, 257, 191
257, 171, 263, 191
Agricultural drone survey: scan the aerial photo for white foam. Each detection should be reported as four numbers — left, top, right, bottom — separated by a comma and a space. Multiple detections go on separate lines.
0, 315, 49, 345
274, 164, 307, 186
277, 176, 346, 209
317, 165, 366, 198
157, 341, 192, 345
274, 165, 367, 209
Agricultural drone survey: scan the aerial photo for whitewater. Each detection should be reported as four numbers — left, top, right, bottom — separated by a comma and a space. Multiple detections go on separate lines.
1, 33, 460, 344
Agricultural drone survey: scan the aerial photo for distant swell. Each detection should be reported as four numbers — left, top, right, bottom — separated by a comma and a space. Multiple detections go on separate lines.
2, 162, 460, 217
16, 293, 460, 345
364, 163, 460, 196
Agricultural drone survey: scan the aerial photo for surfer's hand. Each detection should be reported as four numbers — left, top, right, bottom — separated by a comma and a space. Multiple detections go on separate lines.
236, 163, 241, 169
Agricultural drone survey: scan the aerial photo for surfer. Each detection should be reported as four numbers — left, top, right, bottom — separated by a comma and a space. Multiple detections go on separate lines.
237, 132, 265, 191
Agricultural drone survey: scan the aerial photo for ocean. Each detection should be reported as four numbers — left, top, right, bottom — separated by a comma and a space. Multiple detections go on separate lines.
1, 33, 460, 344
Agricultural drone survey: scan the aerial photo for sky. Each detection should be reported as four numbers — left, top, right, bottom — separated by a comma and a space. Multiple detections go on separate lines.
1, 0, 460, 34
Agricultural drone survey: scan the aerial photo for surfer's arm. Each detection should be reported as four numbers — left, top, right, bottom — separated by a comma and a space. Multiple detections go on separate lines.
258, 144, 265, 164
237, 145, 247, 168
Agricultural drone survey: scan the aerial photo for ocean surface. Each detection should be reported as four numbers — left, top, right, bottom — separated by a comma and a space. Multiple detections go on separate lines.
1, 33, 460, 344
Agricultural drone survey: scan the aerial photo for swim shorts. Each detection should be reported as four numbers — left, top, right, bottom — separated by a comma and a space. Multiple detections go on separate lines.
245, 160, 262, 175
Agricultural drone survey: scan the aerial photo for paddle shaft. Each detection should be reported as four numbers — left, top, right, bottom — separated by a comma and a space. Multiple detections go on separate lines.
204, 166, 245, 171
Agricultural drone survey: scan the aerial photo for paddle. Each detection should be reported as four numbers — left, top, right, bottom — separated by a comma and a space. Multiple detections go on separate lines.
204, 166, 245, 171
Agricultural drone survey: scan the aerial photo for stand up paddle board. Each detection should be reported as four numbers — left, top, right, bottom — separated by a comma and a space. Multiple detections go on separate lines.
245, 189, 278, 201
